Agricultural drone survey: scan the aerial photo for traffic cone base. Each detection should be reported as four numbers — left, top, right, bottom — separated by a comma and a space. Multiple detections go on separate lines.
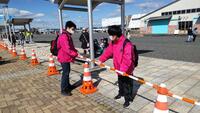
8, 47, 12, 54
79, 62, 97, 94
79, 81, 97, 94
20, 49, 27, 60
47, 54, 59, 76
12, 51, 17, 57
31, 59, 39, 66
47, 66, 59, 76
12, 47, 17, 57
153, 83, 169, 113
20, 55, 27, 60
30, 49, 40, 66
3, 44, 8, 50
153, 108, 169, 113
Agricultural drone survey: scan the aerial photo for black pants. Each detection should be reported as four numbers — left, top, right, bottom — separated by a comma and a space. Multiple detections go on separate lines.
61, 63, 71, 91
193, 35, 196, 42
118, 76, 133, 102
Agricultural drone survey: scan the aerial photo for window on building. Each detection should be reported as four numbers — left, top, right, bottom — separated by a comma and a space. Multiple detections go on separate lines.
181, 10, 186, 14
197, 8, 200, 12
173, 11, 177, 15
161, 13, 165, 16
178, 21, 193, 30
177, 10, 181, 14
192, 9, 196, 13
165, 12, 169, 15
169, 12, 172, 15
187, 9, 191, 13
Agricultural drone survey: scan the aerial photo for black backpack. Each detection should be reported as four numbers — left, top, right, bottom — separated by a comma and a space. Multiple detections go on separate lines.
122, 39, 139, 67
50, 35, 59, 56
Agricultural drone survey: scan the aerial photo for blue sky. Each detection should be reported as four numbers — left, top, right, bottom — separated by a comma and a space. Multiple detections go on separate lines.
0, 0, 175, 28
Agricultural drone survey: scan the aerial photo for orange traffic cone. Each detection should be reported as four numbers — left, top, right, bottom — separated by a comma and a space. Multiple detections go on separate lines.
31, 49, 39, 66
8, 46, 12, 54
3, 43, 8, 50
0, 42, 3, 49
12, 47, 17, 57
153, 83, 169, 113
80, 62, 97, 94
19, 48, 27, 60
47, 54, 59, 76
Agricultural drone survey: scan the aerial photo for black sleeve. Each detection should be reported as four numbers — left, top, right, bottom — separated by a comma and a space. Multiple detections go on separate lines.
79, 34, 83, 42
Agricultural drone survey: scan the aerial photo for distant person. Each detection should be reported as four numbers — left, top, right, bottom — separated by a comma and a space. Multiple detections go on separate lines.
19, 32, 25, 47
100, 38, 104, 49
79, 28, 89, 55
192, 28, 198, 42
30, 31, 34, 43
186, 27, 193, 42
0, 34, 2, 40
96, 25, 136, 108
93, 39, 102, 58
11, 33, 16, 48
100, 37, 108, 50
126, 30, 131, 39
57, 21, 80, 96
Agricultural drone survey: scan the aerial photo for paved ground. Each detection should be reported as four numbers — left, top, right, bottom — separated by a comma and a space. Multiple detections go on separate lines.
0, 48, 133, 113
32, 33, 200, 63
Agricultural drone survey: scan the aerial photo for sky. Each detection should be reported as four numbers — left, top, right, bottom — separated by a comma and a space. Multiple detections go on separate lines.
0, 0, 175, 29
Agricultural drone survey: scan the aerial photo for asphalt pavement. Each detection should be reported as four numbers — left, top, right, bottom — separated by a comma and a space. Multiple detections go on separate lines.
32, 33, 200, 63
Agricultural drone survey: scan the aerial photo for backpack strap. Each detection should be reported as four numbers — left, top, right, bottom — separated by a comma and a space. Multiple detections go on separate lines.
121, 39, 130, 52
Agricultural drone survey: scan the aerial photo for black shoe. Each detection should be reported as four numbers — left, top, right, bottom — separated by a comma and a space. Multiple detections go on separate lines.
68, 85, 76, 89
128, 96, 134, 102
114, 94, 122, 100
61, 91, 72, 96
123, 101, 130, 108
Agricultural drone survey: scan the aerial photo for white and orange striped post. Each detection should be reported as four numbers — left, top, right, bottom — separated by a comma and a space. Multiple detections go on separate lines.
153, 83, 169, 113
168, 92, 200, 106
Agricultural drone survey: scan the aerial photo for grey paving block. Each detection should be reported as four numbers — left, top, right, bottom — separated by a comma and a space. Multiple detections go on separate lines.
184, 81, 200, 99
138, 102, 154, 113
170, 100, 194, 113
129, 95, 151, 112
188, 105, 200, 113
170, 78, 199, 95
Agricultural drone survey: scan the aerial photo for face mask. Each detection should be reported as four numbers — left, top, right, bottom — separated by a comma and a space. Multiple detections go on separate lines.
109, 36, 113, 40
69, 29, 75, 34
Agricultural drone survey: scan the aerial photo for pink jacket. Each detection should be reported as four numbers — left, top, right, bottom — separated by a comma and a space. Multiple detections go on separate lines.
57, 31, 78, 63
99, 35, 135, 75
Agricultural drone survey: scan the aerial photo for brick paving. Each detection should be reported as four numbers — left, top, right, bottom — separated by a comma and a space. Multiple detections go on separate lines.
0, 50, 116, 113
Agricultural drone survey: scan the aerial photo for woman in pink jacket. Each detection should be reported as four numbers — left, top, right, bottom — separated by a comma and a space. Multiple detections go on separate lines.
57, 21, 79, 96
97, 25, 136, 108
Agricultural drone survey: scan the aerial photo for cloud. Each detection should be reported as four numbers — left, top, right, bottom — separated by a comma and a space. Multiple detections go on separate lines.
125, 0, 135, 4
0, 8, 44, 18
137, 2, 162, 10
31, 19, 59, 29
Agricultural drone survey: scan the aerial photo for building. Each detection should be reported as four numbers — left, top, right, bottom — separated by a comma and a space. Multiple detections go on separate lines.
127, 14, 146, 35
101, 16, 131, 28
139, 0, 200, 34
